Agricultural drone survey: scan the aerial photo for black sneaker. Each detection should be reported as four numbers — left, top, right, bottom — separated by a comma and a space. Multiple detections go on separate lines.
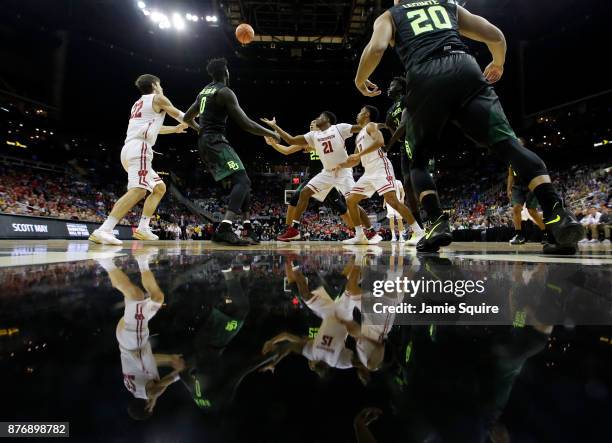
416, 214, 452, 253
540, 231, 549, 245
509, 234, 526, 245
543, 241, 577, 255
212, 229, 252, 246
544, 202, 585, 247
245, 234, 260, 245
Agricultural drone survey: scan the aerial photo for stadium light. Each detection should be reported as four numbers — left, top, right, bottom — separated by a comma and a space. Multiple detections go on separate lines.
206, 15, 218, 23
172, 13, 186, 30
137, 1, 146, 9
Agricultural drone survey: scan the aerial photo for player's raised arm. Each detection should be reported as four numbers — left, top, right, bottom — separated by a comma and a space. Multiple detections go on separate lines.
261, 117, 308, 145
219, 88, 279, 140
153, 94, 200, 132
457, 6, 507, 83
355, 11, 394, 97
384, 108, 407, 152
264, 137, 308, 156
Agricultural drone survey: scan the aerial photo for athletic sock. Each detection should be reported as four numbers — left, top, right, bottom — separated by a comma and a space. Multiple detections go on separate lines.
291, 221, 300, 229
138, 216, 151, 231
100, 216, 119, 233
136, 256, 150, 272
97, 258, 117, 273
421, 194, 442, 221
410, 222, 424, 235
532, 183, 562, 220
355, 226, 364, 237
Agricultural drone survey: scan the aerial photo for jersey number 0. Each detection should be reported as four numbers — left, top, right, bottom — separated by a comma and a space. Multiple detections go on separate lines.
407, 6, 452, 36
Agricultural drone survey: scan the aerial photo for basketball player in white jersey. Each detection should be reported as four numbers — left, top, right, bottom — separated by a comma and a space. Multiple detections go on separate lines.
95, 248, 185, 420
263, 120, 375, 241
89, 74, 198, 245
386, 179, 406, 242
261, 112, 382, 244
339, 106, 424, 245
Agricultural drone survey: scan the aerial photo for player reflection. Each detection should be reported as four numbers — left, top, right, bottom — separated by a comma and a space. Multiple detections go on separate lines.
261, 258, 365, 378
96, 247, 184, 421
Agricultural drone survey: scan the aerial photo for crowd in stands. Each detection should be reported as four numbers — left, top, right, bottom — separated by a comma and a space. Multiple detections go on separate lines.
1, 160, 610, 242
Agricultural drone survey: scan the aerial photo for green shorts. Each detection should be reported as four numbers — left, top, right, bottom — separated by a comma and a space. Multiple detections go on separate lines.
198, 133, 245, 182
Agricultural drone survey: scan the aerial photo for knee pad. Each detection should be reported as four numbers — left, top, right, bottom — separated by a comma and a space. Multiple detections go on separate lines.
325, 188, 348, 214
491, 138, 548, 182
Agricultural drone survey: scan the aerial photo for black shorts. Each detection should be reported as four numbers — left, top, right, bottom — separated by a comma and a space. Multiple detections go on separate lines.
198, 133, 245, 182
404, 53, 516, 167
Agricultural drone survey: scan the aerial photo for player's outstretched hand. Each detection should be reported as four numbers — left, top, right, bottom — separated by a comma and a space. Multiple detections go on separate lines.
355, 79, 382, 97
484, 62, 504, 83
174, 123, 189, 133
264, 136, 276, 147
260, 117, 277, 128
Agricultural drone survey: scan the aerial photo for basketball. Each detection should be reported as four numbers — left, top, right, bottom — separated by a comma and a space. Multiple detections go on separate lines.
236, 23, 255, 45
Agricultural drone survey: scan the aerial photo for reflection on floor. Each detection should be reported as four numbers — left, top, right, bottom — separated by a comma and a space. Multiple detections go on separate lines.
0, 240, 610, 442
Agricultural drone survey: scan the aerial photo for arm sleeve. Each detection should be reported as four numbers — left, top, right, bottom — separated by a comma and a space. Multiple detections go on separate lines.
337, 123, 354, 140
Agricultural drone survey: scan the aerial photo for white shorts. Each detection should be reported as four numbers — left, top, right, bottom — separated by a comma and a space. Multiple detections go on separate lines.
121, 140, 164, 192
386, 203, 402, 220
306, 169, 355, 202
116, 296, 162, 351
351, 164, 396, 198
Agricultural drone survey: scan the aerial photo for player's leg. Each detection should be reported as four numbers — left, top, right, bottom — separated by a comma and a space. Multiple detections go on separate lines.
281, 184, 308, 240
382, 191, 423, 240
451, 56, 583, 251
509, 186, 526, 244
239, 184, 259, 245
91, 142, 150, 245
134, 177, 166, 241
343, 192, 369, 245
401, 145, 423, 227
389, 215, 396, 241
135, 249, 164, 304
397, 217, 405, 242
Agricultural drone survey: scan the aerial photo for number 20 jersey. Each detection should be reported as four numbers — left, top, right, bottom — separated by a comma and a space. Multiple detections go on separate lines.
390, 0, 467, 71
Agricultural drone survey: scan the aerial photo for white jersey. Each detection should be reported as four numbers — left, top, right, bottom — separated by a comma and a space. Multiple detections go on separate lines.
125, 94, 166, 146
355, 125, 389, 174
304, 123, 353, 171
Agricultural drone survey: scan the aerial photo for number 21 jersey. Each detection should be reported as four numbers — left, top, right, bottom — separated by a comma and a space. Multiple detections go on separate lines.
303, 123, 353, 171
390, 0, 467, 71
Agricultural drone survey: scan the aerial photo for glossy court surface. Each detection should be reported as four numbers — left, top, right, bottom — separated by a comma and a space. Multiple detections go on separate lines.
0, 240, 611, 442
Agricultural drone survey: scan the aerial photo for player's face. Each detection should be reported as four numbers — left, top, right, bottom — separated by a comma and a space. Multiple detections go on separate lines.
309, 120, 318, 131
387, 80, 400, 97
316, 114, 327, 127
357, 107, 368, 124
152, 81, 163, 95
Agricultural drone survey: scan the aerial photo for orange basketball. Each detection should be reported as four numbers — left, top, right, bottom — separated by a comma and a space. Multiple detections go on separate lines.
236, 23, 255, 45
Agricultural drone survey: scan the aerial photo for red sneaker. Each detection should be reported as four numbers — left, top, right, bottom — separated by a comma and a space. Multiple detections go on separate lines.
277, 226, 301, 242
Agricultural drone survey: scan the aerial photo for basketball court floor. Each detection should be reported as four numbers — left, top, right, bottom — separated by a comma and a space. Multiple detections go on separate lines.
0, 240, 611, 441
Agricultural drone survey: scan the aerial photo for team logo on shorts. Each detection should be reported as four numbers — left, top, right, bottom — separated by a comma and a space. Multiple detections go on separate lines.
227, 161, 240, 171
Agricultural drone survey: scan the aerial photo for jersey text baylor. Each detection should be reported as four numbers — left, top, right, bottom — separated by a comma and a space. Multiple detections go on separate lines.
194, 82, 245, 182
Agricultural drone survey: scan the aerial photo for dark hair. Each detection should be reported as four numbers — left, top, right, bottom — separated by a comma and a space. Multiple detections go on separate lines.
127, 398, 153, 421
135, 74, 160, 94
363, 105, 379, 122
321, 111, 337, 125
392, 76, 407, 92
207, 58, 228, 81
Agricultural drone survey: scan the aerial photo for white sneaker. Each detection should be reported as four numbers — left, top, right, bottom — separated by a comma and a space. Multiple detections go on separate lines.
399, 231, 407, 243
406, 231, 426, 246
602, 239, 611, 245
588, 239, 600, 244
343, 234, 370, 245
89, 229, 123, 246
133, 227, 159, 241
368, 234, 383, 245
391, 236, 397, 242
578, 238, 589, 244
